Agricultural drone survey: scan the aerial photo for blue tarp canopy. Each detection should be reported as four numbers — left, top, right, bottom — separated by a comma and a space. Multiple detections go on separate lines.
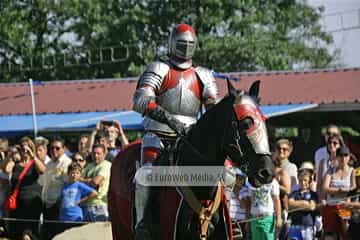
0, 111, 143, 137
260, 103, 318, 118
0, 103, 318, 137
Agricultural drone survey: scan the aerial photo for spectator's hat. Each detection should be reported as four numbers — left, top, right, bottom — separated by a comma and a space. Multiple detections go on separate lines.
336, 146, 350, 157
299, 161, 314, 172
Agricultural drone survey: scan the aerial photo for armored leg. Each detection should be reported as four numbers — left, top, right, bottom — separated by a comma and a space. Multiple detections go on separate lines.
135, 133, 162, 239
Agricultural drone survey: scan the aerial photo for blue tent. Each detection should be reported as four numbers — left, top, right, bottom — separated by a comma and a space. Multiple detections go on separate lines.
0, 103, 317, 137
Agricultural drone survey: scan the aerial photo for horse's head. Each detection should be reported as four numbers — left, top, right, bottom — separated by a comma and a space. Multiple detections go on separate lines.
226, 79, 275, 187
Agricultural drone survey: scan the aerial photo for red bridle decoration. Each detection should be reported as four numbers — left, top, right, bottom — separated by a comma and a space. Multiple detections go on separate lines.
233, 104, 267, 134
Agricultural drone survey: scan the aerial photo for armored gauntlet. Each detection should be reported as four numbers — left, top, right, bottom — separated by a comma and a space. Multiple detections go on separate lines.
147, 105, 186, 135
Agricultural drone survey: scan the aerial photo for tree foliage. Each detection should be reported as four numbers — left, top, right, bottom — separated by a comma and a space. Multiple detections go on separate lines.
0, 0, 336, 82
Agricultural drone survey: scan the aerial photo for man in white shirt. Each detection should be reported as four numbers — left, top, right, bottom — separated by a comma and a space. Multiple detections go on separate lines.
41, 136, 72, 240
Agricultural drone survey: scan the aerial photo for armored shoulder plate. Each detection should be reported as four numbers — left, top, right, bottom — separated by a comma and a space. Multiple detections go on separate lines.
133, 61, 170, 114
195, 67, 218, 100
138, 61, 170, 91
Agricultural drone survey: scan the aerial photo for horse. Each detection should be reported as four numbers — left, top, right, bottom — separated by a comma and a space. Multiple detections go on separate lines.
108, 79, 275, 240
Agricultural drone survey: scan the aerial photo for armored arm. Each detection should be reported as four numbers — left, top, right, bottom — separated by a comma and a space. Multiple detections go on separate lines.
133, 61, 169, 114
133, 61, 185, 134
195, 67, 218, 109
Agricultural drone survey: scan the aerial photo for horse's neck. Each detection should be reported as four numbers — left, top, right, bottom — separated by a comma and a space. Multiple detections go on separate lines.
183, 99, 231, 165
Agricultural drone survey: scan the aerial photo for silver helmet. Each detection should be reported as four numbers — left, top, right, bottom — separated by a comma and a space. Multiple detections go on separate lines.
168, 24, 197, 68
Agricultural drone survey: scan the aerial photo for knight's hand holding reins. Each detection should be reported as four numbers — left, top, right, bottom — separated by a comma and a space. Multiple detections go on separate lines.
147, 105, 186, 135
168, 118, 186, 136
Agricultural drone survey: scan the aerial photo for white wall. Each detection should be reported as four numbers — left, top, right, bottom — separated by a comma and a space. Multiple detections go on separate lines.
308, 0, 360, 67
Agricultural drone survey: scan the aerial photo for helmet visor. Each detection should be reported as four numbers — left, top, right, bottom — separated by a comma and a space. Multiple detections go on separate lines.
175, 40, 196, 60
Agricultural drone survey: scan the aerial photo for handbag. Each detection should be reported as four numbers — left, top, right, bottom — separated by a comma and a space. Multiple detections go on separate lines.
336, 204, 352, 220
3, 160, 34, 211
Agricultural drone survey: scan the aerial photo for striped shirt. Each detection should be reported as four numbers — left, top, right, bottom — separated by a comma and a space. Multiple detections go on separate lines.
229, 186, 247, 221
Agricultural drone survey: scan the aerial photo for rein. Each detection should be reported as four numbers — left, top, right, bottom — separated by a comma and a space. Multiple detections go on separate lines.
174, 121, 238, 239
178, 182, 223, 240
171, 101, 242, 239
175, 136, 223, 239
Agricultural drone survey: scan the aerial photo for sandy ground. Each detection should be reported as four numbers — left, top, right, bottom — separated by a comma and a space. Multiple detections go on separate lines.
53, 222, 112, 240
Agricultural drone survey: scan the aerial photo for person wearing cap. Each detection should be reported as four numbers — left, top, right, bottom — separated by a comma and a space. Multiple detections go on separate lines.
298, 161, 317, 192
322, 146, 356, 239
229, 168, 248, 240
342, 166, 360, 239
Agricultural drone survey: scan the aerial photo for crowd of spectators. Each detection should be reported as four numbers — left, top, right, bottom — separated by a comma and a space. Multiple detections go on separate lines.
1, 122, 360, 240
0, 120, 128, 240
228, 124, 360, 240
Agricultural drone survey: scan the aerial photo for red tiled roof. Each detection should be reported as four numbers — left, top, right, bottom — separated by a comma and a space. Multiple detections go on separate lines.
1, 68, 359, 116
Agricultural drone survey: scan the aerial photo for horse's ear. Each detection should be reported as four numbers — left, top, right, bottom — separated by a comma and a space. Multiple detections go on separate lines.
249, 80, 260, 100
227, 78, 237, 96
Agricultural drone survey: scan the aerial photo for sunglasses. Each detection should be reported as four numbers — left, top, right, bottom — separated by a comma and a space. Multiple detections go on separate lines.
277, 147, 289, 152
74, 158, 85, 162
51, 146, 61, 151
339, 154, 349, 157
326, 131, 338, 136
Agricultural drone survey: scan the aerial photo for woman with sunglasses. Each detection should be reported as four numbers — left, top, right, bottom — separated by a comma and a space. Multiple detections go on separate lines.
314, 125, 340, 180
322, 146, 356, 240
275, 139, 298, 189
71, 153, 87, 171
317, 134, 345, 200
4, 137, 46, 240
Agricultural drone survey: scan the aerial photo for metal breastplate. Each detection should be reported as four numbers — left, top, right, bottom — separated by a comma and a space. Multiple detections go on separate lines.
143, 67, 202, 133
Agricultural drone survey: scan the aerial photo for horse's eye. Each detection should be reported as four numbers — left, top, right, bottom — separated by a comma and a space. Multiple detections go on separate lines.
238, 117, 254, 131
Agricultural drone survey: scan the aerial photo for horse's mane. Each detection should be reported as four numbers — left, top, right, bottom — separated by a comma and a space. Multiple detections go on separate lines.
190, 94, 235, 135
177, 94, 236, 166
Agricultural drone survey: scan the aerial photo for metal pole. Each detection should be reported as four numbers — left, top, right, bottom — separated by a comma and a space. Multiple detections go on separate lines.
29, 78, 38, 138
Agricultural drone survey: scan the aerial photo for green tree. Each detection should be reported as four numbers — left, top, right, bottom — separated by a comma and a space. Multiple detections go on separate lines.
0, 0, 336, 82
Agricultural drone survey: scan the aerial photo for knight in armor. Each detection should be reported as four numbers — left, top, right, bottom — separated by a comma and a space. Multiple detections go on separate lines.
132, 23, 218, 238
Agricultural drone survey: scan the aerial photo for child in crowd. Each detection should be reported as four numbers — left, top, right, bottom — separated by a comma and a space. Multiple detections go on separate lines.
288, 169, 319, 240
298, 161, 317, 192
229, 168, 248, 240
58, 162, 98, 233
244, 176, 282, 240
